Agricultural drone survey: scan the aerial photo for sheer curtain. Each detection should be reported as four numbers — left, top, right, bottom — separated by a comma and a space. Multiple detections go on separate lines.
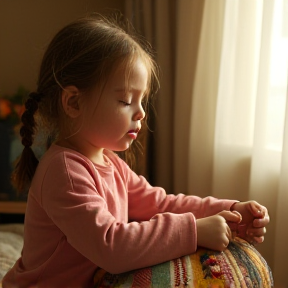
186, 0, 288, 285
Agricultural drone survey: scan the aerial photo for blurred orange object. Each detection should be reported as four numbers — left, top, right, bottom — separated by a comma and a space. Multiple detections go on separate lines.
0, 98, 12, 119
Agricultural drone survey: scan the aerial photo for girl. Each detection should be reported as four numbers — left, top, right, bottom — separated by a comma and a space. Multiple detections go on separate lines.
2, 14, 269, 288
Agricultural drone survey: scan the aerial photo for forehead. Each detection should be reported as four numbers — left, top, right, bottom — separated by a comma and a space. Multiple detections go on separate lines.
108, 57, 149, 90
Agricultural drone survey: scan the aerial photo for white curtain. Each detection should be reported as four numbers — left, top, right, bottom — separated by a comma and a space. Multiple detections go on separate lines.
182, 0, 288, 285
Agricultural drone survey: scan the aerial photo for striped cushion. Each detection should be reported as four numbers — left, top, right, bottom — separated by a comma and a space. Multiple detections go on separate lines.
94, 237, 273, 288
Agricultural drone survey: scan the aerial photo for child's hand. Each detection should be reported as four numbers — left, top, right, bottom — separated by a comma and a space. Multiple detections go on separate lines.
196, 210, 241, 251
230, 201, 269, 245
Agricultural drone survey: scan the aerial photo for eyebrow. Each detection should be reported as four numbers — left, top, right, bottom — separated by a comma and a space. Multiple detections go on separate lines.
114, 87, 147, 94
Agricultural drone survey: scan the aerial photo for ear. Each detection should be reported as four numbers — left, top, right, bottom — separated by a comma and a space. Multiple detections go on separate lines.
61, 86, 82, 118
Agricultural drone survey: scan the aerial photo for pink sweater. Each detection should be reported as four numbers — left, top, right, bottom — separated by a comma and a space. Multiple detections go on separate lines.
3, 144, 236, 287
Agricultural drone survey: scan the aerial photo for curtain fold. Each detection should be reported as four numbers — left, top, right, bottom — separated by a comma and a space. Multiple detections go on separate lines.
125, 0, 205, 194
174, 0, 206, 195
185, 0, 225, 198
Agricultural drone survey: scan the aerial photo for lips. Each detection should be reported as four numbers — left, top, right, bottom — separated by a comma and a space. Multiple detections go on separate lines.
127, 128, 140, 140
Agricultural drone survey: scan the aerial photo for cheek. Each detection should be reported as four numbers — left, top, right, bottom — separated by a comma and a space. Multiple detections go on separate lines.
88, 111, 117, 134
84, 102, 130, 135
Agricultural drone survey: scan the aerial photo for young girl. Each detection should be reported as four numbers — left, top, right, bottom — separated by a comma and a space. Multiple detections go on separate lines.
2, 14, 269, 288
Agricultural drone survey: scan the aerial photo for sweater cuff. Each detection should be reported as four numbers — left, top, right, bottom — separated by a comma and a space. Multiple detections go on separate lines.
191, 213, 197, 252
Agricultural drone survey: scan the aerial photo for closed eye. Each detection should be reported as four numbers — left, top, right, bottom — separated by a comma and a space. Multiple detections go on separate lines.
119, 100, 131, 106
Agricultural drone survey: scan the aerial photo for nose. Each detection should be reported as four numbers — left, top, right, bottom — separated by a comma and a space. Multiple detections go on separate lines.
133, 103, 146, 121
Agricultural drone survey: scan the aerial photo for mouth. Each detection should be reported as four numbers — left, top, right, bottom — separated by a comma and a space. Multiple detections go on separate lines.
127, 128, 140, 140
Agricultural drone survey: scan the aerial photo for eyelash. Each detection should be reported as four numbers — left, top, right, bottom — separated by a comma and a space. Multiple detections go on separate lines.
119, 100, 131, 106
119, 96, 147, 107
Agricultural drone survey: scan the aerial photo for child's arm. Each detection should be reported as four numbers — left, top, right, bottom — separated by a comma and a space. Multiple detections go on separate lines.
125, 170, 237, 221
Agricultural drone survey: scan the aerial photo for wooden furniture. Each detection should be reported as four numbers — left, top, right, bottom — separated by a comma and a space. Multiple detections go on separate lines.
0, 201, 27, 214
0, 201, 26, 225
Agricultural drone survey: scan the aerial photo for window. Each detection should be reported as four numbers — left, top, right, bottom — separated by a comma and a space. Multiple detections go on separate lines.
266, 0, 288, 151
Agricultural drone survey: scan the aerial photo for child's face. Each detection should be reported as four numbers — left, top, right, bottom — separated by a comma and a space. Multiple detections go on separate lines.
79, 57, 148, 156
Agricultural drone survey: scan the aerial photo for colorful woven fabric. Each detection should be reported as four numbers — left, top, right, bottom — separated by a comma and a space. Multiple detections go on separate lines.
93, 237, 273, 288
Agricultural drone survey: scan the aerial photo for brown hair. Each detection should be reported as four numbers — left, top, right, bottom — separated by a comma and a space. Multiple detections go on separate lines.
12, 13, 159, 193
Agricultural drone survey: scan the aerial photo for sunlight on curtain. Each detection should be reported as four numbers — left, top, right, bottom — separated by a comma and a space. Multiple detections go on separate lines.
270, 0, 288, 283
211, 0, 288, 285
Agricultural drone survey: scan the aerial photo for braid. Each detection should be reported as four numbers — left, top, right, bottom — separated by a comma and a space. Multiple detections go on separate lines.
20, 93, 40, 147
12, 92, 42, 193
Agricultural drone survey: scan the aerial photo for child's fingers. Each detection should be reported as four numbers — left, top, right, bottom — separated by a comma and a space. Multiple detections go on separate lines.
249, 201, 266, 218
247, 235, 264, 246
253, 236, 264, 244
246, 226, 267, 238
218, 210, 242, 223
253, 214, 269, 228
231, 210, 242, 223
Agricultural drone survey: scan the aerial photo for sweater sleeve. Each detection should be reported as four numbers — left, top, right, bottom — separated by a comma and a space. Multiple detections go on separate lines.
123, 162, 237, 221
40, 151, 197, 274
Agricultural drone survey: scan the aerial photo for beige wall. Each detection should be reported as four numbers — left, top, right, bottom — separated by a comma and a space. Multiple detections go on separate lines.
0, 0, 124, 95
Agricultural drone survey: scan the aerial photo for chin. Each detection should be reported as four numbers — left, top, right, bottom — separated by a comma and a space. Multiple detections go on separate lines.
113, 147, 130, 152
109, 140, 134, 152
109, 145, 128, 152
